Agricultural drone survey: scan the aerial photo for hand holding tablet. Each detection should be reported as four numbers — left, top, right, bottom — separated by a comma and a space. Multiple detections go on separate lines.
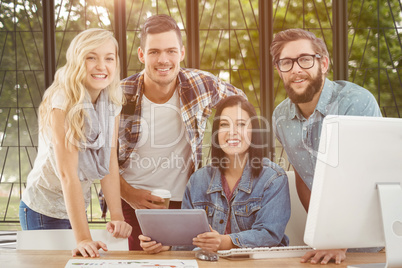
136, 209, 210, 246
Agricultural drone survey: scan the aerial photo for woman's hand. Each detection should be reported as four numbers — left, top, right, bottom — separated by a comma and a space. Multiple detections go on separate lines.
106, 220, 132, 238
72, 239, 108, 258
138, 234, 170, 254
192, 226, 222, 252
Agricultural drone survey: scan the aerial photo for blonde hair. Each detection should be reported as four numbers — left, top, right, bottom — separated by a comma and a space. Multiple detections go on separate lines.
39, 28, 124, 149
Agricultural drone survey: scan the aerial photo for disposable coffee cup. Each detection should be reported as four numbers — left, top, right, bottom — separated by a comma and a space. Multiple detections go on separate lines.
151, 189, 171, 208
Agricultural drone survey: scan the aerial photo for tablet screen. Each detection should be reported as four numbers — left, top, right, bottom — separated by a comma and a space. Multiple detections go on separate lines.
136, 209, 210, 246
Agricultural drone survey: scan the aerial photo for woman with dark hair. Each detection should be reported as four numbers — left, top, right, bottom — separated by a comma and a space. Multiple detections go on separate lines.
210, 95, 265, 179
139, 95, 290, 253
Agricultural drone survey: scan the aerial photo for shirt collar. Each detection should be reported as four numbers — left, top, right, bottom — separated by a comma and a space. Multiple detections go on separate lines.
176, 68, 190, 97
288, 101, 299, 120
138, 69, 184, 101
207, 161, 253, 195
314, 78, 334, 116
132, 70, 145, 100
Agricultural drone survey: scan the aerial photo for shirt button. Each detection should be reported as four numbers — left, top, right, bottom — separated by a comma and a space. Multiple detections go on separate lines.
219, 219, 224, 224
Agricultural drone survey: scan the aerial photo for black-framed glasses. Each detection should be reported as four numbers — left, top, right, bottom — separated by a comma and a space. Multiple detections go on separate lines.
276, 54, 322, 72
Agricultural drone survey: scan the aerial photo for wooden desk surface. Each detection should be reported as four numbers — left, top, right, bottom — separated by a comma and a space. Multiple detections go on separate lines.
0, 250, 386, 268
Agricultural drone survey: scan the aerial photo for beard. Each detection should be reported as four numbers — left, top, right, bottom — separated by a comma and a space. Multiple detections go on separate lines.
284, 67, 324, 104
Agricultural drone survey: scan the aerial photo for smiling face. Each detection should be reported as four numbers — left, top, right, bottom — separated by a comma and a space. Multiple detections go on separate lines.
217, 105, 252, 159
84, 39, 117, 102
277, 39, 328, 104
138, 30, 185, 90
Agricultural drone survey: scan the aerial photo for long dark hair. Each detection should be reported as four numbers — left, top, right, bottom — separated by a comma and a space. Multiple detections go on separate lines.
211, 95, 264, 178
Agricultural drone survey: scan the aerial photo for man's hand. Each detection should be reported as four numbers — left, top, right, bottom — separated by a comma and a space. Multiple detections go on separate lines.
301, 249, 347, 264
125, 188, 167, 209
120, 176, 166, 209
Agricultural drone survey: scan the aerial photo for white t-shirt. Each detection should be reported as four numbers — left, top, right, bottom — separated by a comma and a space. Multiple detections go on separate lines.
121, 90, 192, 201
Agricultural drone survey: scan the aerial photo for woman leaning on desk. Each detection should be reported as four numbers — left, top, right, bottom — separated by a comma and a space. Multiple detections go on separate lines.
19, 28, 132, 258
139, 95, 291, 253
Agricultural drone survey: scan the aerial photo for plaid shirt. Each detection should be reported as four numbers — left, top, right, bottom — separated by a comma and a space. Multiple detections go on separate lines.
118, 68, 245, 173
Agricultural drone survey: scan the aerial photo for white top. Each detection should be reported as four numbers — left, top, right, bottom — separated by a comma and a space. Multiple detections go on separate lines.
22, 90, 121, 219
121, 90, 192, 201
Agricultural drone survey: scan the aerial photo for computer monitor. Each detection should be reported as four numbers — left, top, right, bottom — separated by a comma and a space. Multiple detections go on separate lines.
304, 115, 402, 268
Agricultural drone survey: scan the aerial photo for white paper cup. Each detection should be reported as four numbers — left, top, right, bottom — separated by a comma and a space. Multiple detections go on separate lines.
151, 189, 171, 208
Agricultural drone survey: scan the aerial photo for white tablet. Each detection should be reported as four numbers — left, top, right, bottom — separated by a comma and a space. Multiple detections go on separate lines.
135, 209, 210, 246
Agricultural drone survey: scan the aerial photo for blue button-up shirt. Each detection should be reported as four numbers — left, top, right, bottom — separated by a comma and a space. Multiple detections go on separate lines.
181, 158, 290, 248
273, 79, 382, 189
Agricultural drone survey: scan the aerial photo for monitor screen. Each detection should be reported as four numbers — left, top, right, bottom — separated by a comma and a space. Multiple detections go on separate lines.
303, 115, 402, 267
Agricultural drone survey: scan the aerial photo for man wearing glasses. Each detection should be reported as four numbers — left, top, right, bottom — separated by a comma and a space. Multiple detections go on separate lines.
270, 29, 382, 265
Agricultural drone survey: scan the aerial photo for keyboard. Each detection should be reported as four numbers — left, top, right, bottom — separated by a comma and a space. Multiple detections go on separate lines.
217, 245, 313, 259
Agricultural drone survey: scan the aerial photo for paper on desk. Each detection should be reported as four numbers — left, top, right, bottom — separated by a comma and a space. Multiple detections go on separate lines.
64, 259, 198, 268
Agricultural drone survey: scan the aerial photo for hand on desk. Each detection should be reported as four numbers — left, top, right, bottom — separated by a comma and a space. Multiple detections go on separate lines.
71, 222, 131, 258
139, 234, 170, 253
301, 248, 347, 264
106, 220, 132, 238
72, 239, 108, 258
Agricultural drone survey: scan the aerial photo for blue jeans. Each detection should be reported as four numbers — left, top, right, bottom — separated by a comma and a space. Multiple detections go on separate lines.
19, 201, 71, 230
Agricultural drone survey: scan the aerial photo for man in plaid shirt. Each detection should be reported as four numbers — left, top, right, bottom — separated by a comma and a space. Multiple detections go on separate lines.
118, 14, 245, 250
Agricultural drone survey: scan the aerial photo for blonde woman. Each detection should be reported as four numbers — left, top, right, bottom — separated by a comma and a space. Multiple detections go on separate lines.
19, 28, 132, 258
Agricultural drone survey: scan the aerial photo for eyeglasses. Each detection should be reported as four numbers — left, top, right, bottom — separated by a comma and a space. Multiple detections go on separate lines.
276, 54, 322, 72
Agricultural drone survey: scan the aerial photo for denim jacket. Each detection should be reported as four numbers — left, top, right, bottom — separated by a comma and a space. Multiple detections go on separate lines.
181, 158, 290, 248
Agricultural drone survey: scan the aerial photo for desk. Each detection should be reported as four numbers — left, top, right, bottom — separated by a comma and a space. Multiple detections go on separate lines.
0, 250, 386, 268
